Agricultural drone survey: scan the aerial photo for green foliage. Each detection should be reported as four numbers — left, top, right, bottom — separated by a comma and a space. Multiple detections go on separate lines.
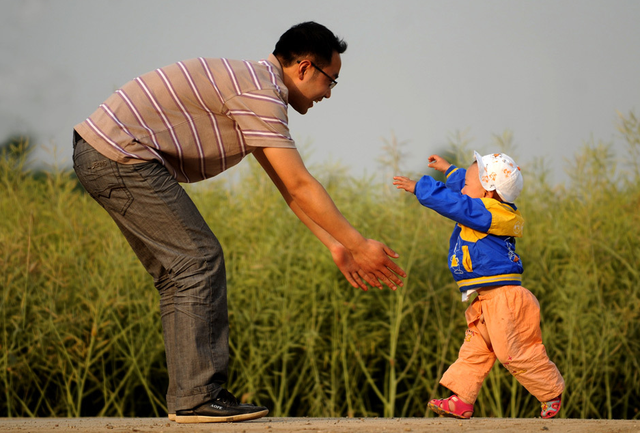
1, 112, 639, 419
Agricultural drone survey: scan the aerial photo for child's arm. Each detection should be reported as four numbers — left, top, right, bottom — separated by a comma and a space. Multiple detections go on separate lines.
427, 154, 452, 173
427, 154, 464, 192
392, 176, 417, 194
397, 170, 491, 233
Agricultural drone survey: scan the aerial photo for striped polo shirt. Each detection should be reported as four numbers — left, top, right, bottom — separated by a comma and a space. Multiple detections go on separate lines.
75, 54, 296, 183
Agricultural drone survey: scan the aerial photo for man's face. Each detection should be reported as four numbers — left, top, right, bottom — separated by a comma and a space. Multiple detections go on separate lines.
288, 51, 341, 115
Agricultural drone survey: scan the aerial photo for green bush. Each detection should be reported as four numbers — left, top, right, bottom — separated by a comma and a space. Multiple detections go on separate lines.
1, 112, 639, 419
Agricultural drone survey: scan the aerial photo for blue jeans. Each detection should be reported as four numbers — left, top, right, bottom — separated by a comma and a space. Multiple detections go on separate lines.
72, 131, 229, 413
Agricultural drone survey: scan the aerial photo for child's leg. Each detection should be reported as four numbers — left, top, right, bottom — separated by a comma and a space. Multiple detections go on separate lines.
439, 298, 497, 404
482, 286, 565, 402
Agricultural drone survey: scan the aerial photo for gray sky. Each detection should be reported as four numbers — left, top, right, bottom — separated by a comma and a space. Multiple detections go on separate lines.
2, 0, 639, 185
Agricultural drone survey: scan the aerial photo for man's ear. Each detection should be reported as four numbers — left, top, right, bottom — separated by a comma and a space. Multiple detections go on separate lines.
296, 60, 311, 81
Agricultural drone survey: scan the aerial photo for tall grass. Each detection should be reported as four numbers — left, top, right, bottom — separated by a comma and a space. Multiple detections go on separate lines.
1, 112, 639, 419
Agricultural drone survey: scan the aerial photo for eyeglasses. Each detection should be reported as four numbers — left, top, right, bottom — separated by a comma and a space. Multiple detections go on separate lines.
297, 60, 338, 89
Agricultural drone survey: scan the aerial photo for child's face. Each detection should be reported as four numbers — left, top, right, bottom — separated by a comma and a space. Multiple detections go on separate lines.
461, 163, 488, 199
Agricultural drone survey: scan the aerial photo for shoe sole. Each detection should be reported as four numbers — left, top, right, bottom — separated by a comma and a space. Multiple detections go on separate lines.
428, 402, 472, 419
168, 414, 176, 422
175, 409, 268, 423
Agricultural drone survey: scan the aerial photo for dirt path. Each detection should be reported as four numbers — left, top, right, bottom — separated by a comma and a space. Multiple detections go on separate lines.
1, 417, 639, 433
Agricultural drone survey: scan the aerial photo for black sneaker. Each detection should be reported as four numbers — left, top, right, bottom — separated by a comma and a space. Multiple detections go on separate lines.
175, 389, 269, 423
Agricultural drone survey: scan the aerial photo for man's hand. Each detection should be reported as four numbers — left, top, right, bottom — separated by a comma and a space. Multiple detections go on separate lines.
393, 176, 417, 194
331, 241, 405, 291
330, 244, 369, 291
350, 239, 405, 291
427, 154, 452, 173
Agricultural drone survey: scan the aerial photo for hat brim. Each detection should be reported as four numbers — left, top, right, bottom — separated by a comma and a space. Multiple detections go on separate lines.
473, 150, 494, 192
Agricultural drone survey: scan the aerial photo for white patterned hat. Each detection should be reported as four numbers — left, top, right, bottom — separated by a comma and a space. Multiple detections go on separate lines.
473, 151, 523, 202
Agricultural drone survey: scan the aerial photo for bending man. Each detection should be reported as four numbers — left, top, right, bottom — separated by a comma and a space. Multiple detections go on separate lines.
72, 21, 405, 424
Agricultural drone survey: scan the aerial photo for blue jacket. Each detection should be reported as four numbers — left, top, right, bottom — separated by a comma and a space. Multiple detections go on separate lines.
414, 166, 524, 292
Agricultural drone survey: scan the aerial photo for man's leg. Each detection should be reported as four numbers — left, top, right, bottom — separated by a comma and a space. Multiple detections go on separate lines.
73, 134, 228, 411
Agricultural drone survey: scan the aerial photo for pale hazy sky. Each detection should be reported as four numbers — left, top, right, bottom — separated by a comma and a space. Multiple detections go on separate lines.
2, 0, 639, 185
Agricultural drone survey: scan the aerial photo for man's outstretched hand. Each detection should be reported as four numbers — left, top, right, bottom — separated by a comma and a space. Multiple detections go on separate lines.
351, 239, 406, 291
332, 240, 406, 291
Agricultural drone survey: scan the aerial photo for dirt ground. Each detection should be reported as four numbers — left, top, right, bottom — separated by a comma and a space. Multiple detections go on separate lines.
1, 417, 639, 433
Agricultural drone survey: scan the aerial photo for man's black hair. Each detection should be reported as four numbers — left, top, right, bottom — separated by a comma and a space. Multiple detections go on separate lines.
273, 21, 347, 67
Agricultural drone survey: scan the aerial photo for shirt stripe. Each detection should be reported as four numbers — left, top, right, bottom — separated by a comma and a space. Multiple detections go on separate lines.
198, 57, 225, 106
259, 59, 281, 92
115, 89, 162, 150
157, 67, 206, 180
85, 118, 139, 159
99, 103, 167, 167
136, 75, 190, 182
180, 60, 227, 174
223, 58, 242, 96
244, 60, 261, 90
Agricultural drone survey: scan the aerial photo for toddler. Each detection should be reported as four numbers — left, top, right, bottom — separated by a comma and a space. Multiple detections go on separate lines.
393, 152, 564, 419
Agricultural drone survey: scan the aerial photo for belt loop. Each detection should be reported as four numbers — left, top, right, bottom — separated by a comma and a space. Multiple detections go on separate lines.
73, 129, 80, 150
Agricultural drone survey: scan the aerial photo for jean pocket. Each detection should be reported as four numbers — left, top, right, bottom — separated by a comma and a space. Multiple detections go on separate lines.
74, 146, 133, 216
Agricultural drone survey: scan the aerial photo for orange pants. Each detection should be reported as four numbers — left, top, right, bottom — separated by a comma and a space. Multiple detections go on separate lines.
440, 285, 564, 404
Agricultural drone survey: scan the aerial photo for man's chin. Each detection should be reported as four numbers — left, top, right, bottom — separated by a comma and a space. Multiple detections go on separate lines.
292, 105, 309, 115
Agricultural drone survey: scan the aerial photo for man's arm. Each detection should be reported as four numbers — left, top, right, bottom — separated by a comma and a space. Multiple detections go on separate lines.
252, 146, 405, 290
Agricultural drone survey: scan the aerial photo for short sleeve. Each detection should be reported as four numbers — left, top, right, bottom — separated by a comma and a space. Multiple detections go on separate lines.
224, 90, 296, 149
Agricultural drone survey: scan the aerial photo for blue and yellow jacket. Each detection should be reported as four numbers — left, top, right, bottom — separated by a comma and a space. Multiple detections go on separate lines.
414, 165, 524, 293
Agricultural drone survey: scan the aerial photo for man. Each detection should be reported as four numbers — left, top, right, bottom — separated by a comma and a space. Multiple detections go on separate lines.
72, 22, 405, 424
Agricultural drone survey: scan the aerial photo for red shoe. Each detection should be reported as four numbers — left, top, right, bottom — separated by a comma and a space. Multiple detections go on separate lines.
428, 395, 474, 419
541, 395, 562, 419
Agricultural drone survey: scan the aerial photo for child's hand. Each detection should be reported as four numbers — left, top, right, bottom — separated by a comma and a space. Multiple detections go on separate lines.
393, 176, 417, 194
428, 155, 451, 173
